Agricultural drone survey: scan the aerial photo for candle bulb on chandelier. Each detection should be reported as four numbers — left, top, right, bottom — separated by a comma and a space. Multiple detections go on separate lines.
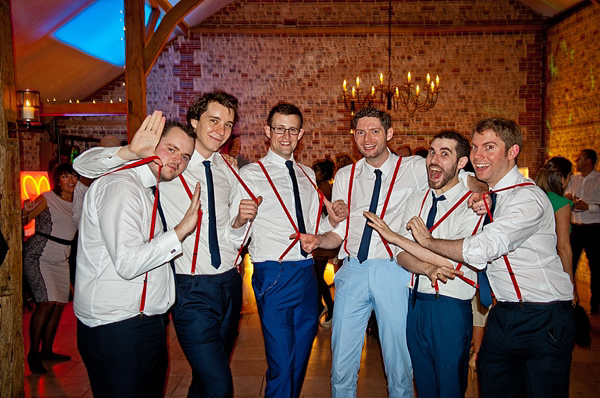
371, 86, 375, 96
380, 73, 384, 85
427, 73, 431, 85
343, 80, 347, 92
395, 87, 399, 98
416, 85, 420, 96
351, 86, 356, 98
436, 75, 440, 87
430, 82, 435, 92
356, 77, 360, 88
407, 72, 412, 83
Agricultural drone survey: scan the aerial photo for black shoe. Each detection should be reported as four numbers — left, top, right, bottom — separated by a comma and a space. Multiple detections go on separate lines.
27, 353, 47, 374
40, 352, 71, 361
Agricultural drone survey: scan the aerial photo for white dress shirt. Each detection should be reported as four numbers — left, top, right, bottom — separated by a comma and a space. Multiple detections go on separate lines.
565, 169, 600, 224
401, 179, 480, 300
73, 146, 241, 275
72, 180, 89, 228
462, 166, 573, 303
231, 149, 323, 263
331, 152, 428, 260
74, 166, 181, 327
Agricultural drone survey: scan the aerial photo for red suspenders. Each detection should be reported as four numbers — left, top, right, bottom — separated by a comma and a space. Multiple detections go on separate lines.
343, 157, 403, 258
103, 156, 162, 313
257, 160, 324, 262
178, 154, 259, 274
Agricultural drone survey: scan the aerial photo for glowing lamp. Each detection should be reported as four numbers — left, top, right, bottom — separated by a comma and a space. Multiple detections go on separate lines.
17, 89, 41, 124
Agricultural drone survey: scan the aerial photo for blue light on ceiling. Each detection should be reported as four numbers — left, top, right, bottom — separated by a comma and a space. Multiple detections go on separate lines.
53, 0, 160, 67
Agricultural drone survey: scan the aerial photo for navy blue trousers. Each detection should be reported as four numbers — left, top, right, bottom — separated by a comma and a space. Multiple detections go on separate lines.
77, 315, 168, 398
172, 269, 242, 398
252, 259, 319, 398
407, 293, 473, 398
479, 301, 574, 398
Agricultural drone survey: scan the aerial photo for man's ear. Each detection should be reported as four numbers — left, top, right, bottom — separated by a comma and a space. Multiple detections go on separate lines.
264, 124, 272, 139
297, 129, 305, 141
386, 127, 394, 142
190, 119, 198, 130
457, 156, 469, 170
507, 144, 520, 161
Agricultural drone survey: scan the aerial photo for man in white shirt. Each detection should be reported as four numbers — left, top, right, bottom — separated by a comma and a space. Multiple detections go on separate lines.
565, 148, 600, 314
298, 107, 427, 398
74, 92, 259, 398
75, 118, 200, 398
365, 130, 480, 397
407, 117, 575, 398
230, 103, 345, 398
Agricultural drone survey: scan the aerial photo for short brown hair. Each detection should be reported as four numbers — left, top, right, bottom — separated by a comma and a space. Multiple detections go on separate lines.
472, 117, 522, 153
351, 107, 392, 132
187, 91, 239, 126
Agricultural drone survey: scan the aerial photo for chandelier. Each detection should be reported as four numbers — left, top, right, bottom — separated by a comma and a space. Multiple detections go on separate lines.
340, 0, 440, 115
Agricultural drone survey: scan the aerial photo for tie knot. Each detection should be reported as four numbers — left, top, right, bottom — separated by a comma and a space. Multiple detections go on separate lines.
285, 160, 294, 170
202, 160, 211, 169
431, 192, 446, 204
150, 186, 157, 196
374, 169, 382, 179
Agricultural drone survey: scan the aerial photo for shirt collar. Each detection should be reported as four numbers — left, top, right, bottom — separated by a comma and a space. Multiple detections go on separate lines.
138, 164, 159, 188
361, 149, 396, 177
189, 149, 216, 168
432, 178, 467, 202
490, 165, 524, 192
266, 148, 295, 167
583, 169, 599, 180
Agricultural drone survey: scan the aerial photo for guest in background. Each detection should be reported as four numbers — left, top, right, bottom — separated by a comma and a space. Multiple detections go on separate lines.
565, 149, 600, 314
396, 145, 412, 157
312, 159, 337, 328
536, 156, 577, 299
414, 147, 429, 158
23, 163, 79, 374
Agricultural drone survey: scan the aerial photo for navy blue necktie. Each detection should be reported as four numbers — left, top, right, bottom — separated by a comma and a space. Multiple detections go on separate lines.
478, 192, 497, 307
357, 169, 383, 263
413, 192, 446, 306
203, 161, 221, 268
286, 160, 308, 257
150, 186, 168, 233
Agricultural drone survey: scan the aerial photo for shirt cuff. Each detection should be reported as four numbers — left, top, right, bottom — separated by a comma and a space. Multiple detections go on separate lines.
153, 229, 183, 259
461, 235, 487, 270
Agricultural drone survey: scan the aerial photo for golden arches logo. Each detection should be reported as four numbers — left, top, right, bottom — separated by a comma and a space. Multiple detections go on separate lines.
21, 173, 51, 201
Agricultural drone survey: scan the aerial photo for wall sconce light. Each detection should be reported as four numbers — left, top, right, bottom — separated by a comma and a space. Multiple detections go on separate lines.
17, 89, 41, 126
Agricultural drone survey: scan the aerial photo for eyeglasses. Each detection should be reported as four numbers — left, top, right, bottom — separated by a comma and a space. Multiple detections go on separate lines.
270, 126, 300, 136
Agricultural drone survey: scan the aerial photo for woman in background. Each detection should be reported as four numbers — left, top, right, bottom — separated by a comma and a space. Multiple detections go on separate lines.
535, 156, 577, 299
23, 163, 79, 373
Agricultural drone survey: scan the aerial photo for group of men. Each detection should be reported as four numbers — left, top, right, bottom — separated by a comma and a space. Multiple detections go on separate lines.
72, 89, 577, 398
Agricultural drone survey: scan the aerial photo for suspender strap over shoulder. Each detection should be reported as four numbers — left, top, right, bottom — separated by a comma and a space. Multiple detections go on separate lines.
343, 157, 403, 259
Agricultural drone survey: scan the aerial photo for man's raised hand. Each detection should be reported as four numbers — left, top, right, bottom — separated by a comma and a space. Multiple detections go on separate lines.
233, 196, 263, 229
175, 183, 201, 241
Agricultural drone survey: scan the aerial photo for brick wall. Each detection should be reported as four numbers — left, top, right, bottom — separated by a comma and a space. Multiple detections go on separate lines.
27, 0, 549, 172
545, 3, 600, 166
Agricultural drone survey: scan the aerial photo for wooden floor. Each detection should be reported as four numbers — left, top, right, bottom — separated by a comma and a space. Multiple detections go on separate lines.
23, 260, 600, 397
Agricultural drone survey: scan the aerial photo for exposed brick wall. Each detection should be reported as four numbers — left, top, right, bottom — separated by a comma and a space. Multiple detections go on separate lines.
26, 0, 549, 172
545, 4, 600, 167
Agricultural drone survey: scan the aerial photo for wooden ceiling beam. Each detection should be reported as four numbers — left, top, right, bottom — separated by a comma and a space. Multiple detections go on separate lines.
190, 24, 545, 35
143, 0, 200, 75
146, 6, 161, 43
41, 102, 127, 116
153, 0, 190, 38
124, 0, 146, 141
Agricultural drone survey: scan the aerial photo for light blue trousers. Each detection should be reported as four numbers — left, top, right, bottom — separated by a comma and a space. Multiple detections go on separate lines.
331, 257, 413, 398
